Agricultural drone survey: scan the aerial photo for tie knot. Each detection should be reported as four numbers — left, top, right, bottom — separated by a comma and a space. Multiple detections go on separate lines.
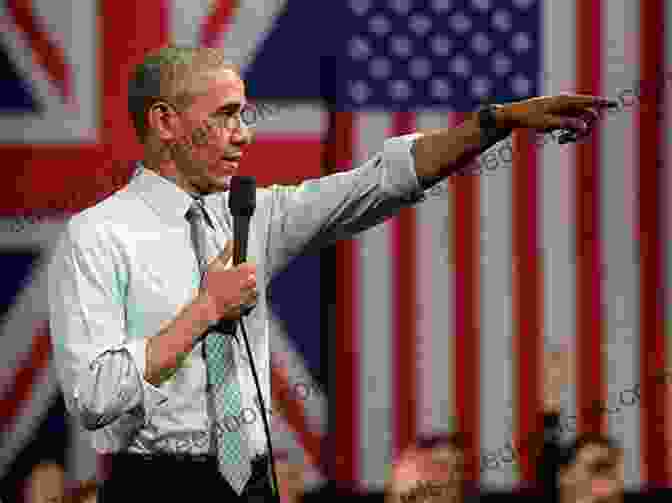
185, 198, 211, 226
185, 198, 205, 220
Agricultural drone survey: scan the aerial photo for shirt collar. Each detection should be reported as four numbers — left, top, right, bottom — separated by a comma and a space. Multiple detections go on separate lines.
129, 161, 224, 227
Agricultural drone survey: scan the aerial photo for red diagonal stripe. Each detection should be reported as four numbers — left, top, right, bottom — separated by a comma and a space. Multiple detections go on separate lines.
0, 320, 52, 430
200, 0, 238, 47
271, 363, 324, 474
6, 0, 73, 103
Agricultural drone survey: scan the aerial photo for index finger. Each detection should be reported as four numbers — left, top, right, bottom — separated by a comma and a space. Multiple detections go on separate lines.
567, 94, 619, 108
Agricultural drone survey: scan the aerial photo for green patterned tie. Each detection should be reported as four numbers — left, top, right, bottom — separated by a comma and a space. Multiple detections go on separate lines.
185, 198, 253, 495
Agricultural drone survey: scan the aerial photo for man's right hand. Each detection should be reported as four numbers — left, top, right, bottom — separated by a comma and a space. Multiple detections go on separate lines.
198, 240, 258, 321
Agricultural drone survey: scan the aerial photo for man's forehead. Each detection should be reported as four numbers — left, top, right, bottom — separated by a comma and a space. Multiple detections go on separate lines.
577, 444, 620, 465
191, 69, 246, 104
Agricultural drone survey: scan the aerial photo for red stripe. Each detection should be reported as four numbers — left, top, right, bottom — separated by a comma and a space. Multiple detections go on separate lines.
451, 112, 481, 482
271, 364, 324, 473
391, 112, 418, 458
575, 0, 606, 436
511, 131, 543, 484
638, 0, 669, 486
6, 0, 73, 102
0, 321, 52, 430
200, 1, 238, 47
326, 112, 358, 487
101, 0, 170, 159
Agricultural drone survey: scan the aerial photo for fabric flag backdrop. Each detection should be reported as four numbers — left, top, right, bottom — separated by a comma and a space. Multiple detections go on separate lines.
0, 0, 670, 494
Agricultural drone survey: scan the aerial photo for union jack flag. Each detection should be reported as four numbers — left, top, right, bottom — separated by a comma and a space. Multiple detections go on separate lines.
1, 0, 670, 498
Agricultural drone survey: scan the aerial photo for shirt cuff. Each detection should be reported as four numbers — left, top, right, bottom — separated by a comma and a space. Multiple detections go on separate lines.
381, 133, 426, 203
123, 338, 169, 421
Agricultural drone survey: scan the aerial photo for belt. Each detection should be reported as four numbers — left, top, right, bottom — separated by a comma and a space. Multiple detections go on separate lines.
112, 452, 269, 466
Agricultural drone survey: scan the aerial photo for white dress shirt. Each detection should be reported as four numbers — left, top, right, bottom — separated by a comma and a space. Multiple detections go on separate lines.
47, 134, 426, 458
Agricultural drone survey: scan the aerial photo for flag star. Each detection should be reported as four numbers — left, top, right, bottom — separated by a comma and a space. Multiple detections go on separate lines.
431, 0, 453, 13
511, 32, 532, 53
349, 80, 372, 103
511, 74, 532, 96
370, 57, 392, 79
349, 37, 372, 60
390, 0, 413, 15
471, 76, 493, 98
492, 52, 513, 75
430, 78, 452, 100
513, 0, 535, 9
450, 54, 471, 76
409, 57, 432, 79
450, 11, 473, 33
430, 34, 452, 56
369, 14, 392, 36
389, 36, 413, 58
408, 14, 432, 36
492, 9, 513, 32
349, 0, 372, 16
471, 0, 492, 10
471, 32, 493, 55
389, 79, 412, 101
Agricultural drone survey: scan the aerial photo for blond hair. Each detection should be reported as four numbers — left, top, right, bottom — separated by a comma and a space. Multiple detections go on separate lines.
127, 45, 239, 143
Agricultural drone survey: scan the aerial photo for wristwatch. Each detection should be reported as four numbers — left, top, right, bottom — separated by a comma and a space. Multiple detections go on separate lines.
477, 104, 511, 150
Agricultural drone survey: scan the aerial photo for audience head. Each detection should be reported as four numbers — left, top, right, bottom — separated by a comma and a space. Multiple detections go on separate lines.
274, 450, 305, 503
387, 432, 465, 503
558, 433, 624, 503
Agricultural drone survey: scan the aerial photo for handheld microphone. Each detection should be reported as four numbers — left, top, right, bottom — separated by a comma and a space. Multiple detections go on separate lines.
228, 176, 256, 266
216, 176, 280, 500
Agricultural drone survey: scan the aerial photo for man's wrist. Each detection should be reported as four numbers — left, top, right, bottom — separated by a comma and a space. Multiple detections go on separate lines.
194, 292, 219, 325
493, 104, 515, 129
478, 104, 513, 149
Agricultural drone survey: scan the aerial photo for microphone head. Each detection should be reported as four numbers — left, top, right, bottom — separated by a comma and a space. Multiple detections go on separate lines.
228, 176, 256, 217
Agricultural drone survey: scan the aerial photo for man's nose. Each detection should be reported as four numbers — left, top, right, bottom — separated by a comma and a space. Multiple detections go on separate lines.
231, 121, 253, 146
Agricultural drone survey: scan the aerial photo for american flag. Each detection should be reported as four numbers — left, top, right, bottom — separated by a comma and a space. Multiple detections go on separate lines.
0, 0, 669, 496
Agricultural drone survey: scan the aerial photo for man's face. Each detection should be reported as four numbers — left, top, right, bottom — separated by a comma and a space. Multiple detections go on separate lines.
561, 444, 624, 502
167, 68, 253, 194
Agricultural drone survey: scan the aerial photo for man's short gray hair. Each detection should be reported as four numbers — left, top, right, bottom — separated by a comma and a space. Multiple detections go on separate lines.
128, 45, 239, 143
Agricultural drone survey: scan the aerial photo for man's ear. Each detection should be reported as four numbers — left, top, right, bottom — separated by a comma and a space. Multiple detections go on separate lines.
147, 101, 180, 141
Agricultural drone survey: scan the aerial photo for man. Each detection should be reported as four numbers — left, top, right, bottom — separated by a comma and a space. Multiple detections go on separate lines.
47, 45, 615, 502
533, 351, 641, 503
273, 451, 305, 503
557, 433, 625, 503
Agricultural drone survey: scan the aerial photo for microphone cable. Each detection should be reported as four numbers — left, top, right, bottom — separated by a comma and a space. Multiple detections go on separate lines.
236, 311, 281, 500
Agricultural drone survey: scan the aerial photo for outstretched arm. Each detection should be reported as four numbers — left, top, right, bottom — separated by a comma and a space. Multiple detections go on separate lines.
412, 95, 617, 187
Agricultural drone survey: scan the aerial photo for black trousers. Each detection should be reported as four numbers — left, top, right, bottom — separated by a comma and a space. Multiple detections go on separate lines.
97, 452, 274, 502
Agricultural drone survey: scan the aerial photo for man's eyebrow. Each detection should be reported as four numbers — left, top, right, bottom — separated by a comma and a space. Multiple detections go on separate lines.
213, 102, 245, 114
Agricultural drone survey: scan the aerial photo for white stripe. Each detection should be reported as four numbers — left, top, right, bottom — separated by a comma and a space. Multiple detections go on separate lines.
415, 112, 454, 439
479, 136, 515, 488
357, 112, 394, 488
170, 0, 211, 45
540, 0, 577, 440
602, 0, 641, 489
249, 104, 325, 135
211, 0, 288, 70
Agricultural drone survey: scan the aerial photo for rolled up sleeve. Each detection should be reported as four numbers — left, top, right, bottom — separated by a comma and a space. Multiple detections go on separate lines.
266, 133, 426, 276
48, 219, 167, 432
